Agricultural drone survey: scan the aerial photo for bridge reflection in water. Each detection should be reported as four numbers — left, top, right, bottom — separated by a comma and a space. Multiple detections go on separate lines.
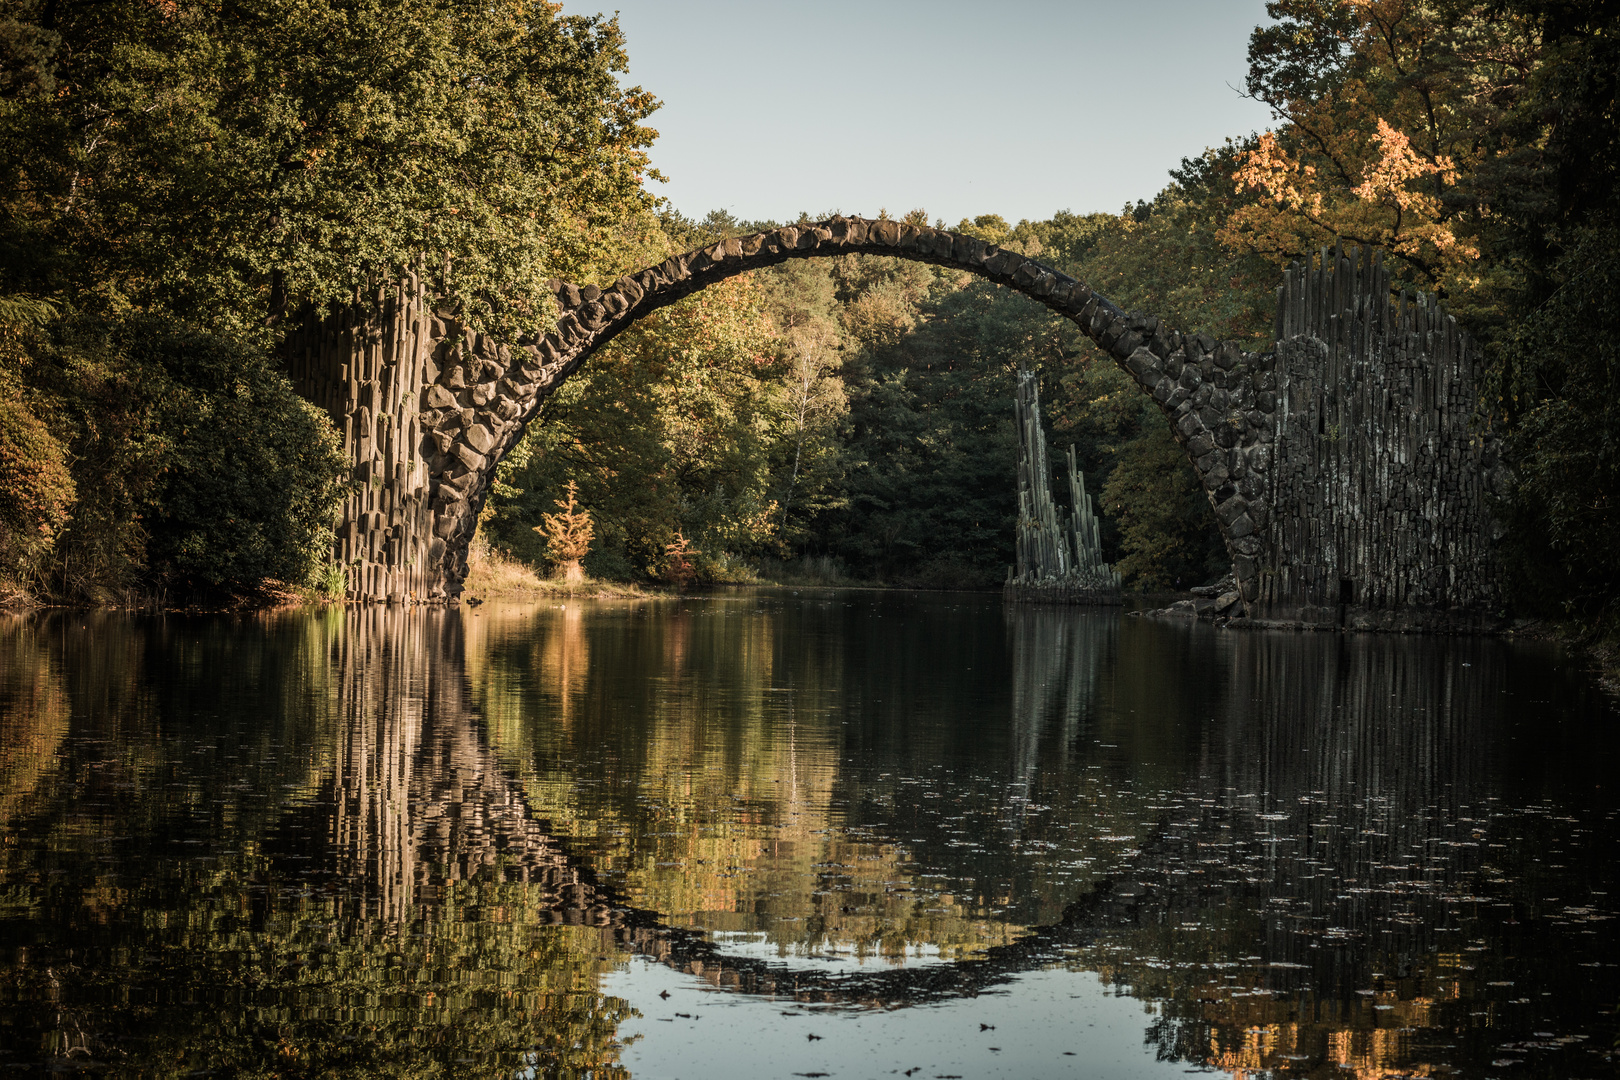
0, 598, 1615, 1077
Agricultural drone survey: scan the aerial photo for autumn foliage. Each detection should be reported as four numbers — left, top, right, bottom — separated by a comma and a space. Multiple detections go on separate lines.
535, 482, 595, 584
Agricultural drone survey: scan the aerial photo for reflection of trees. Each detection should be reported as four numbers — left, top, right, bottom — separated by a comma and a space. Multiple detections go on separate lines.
0, 614, 69, 825
3, 599, 1614, 1076
470, 596, 1036, 962
0, 607, 634, 1077
1061, 630, 1616, 1080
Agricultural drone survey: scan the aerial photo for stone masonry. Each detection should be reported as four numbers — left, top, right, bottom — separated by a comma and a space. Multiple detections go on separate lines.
284, 218, 1500, 629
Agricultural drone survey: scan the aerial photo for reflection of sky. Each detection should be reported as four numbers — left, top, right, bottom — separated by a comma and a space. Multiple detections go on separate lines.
605, 961, 1183, 1080
704, 929, 959, 970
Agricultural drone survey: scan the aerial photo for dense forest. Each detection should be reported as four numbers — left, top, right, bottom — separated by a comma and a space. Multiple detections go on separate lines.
0, 1, 1615, 644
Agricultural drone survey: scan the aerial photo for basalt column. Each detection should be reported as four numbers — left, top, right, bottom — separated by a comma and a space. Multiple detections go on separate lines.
1254, 245, 1507, 631
283, 274, 445, 601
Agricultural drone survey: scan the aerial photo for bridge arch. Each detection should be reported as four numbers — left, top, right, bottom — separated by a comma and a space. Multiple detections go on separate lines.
284, 215, 1277, 602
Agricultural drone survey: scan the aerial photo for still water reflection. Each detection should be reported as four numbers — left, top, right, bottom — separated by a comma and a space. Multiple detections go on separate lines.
0, 593, 1616, 1078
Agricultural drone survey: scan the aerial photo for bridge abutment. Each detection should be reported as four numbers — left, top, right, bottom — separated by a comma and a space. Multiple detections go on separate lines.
283, 273, 446, 601
1248, 247, 1506, 631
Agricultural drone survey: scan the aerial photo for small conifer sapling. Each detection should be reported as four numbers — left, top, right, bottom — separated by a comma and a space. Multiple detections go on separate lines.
534, 481, 594, 584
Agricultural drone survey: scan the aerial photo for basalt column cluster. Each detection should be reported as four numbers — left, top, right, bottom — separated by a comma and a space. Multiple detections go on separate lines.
283, 274, 438, 601
1254, 245, 1506, 630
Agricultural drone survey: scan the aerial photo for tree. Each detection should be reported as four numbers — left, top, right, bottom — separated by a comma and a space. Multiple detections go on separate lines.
487, 272, 787, 583
1223, 0, 1541, 316
0, 0, 665, 600
536, 481, 594, 584
0, 0, 661, 334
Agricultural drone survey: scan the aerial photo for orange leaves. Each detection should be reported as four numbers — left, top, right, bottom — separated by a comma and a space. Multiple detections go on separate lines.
1232, 132, 1323, 214
1214, 1, 1533, 287
1223, 112, 1476, 279
1352, 119, 1457, 211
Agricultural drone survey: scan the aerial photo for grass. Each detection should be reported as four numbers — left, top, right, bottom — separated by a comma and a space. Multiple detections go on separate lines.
461, 540, 646, 600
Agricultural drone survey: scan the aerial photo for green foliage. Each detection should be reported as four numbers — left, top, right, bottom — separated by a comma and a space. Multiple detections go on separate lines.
137, 324, 349, 595
0, 297, 73, 592
1487, 3, 1620, 624
1496, 221, 1620, 618
1101, 427, 1229, 590
15, 315, 346, 600
822, 257, 1021, 586
0, 0, 660, 334
0, 0, 662, 603
488, 274, 789, 583
313, 562, 348, 602
0, 392, 74, 586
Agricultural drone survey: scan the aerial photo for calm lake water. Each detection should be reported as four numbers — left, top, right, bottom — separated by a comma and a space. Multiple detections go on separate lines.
1, 591, 1617, 1079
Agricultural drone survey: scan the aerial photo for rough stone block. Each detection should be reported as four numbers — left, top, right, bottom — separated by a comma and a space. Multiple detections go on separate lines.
554, 313, 584, 343
465, 423, 497, 455
1125, 347, 1160, 381
424, 385, 456, 410
1109, 330, 1143, 359
985, 249, 1024, 278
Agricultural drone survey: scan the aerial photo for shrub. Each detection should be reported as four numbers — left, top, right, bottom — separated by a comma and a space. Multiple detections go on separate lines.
136, 323, 348, 596
0, 390, 75, 589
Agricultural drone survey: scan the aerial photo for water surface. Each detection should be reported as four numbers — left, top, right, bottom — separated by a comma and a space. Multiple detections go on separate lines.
0, 592, 1616, 1078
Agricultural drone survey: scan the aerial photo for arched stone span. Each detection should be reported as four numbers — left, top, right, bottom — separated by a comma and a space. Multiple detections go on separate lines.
284, 215, 1277, 603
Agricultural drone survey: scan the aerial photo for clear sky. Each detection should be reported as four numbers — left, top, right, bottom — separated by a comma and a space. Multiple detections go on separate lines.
593, 0, 1280, 227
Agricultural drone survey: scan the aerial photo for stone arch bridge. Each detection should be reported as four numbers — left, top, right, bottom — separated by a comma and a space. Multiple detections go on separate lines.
283, 216, 1503, 630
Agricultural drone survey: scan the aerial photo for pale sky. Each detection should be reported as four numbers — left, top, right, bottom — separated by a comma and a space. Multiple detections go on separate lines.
594, 0, 1280, 227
